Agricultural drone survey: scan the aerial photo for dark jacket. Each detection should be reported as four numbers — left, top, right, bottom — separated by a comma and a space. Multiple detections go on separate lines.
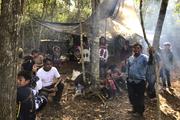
17, 86, 36, 120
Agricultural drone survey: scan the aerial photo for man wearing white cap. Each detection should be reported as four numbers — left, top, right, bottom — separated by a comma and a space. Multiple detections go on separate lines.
160, 42, 173, 89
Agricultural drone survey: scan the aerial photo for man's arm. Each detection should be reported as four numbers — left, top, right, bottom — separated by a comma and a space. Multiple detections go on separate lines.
170, 52, 173, 65
148, 47, 155, 65
52, 67, 64, 86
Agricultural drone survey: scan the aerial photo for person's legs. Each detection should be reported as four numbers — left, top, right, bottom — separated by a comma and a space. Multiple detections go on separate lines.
100, 60, 106, 79
147, 75, 156, 98
127, 81, 136, 112
35, 95, 48, 112
101, 87, 111, 99
134, 81, 146, 115
54, 82, 64, 102
114, 79, 121, 95
164, 69, 171, 87
160, 68, 167, 87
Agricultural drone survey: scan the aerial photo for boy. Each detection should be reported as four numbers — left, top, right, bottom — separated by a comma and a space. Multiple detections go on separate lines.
36, 58, 64, 105
17, 71, 36, 120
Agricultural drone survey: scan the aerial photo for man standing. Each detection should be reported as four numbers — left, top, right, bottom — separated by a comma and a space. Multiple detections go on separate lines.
36, 58, 64, 105
160, 42, 173, 89
127, 43, 153, 117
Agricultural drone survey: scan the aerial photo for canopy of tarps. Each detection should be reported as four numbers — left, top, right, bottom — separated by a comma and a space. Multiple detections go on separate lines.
36, 0, 143, 42
35, 21, 80, 34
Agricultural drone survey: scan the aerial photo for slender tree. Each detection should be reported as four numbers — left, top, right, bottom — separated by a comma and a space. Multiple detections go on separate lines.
139, 0, 150, 47
91, 0, 100, 13
153, 0, 169, 49
0, 0, 25, 119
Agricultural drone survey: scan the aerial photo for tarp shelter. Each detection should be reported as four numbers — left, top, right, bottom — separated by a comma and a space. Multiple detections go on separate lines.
36, 0, 143, 42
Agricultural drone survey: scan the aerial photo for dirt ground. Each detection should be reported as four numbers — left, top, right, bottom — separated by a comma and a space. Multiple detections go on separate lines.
160, 80, 180, 120
38, 87, 159, 120
37, 62, 180, 120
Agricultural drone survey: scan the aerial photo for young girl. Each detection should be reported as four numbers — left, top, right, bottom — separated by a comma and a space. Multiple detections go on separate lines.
101, 73, 116, 99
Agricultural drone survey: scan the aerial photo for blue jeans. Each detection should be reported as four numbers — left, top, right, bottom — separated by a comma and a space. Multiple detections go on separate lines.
160, 67, 171, 87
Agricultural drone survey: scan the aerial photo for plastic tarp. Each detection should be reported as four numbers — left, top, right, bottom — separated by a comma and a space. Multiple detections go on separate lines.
35, 21, 80, 34
36, 0, 143, 41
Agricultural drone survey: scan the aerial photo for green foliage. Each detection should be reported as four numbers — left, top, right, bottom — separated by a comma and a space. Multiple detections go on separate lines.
175, 1, 180, 14
17, 0, 92, 50
23, 0, 92, 23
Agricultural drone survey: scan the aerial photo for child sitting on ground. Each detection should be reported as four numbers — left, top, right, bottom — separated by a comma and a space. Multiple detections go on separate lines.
101, 72, 116, 99
108, 64, 127, 92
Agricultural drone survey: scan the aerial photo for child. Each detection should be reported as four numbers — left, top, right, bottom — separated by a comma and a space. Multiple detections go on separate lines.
99, 36, 109, 79
107, 64, 127, 94
101, 73, 116, 99
17, 71, 36, 120
17, 71, 47, 120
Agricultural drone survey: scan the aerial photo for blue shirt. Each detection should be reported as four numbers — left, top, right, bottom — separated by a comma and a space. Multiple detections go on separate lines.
127, 54, 148, 83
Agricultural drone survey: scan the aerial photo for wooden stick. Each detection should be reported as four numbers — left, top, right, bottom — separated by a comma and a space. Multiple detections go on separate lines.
139, 0, 150, 47
78, 0, 86, 84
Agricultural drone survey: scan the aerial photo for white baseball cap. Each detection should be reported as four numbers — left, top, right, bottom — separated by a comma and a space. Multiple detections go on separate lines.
163, 42, 171, 46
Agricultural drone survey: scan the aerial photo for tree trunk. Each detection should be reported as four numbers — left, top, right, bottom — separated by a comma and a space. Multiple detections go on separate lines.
90, 0, 100, 82
91, 0, 100, 13
37, 0, 48, 49
50, 0, 56, 21
90, 34, 100, 82
153, 0, 169, 49
152, 1, 169, 120
0, 0, 24, 119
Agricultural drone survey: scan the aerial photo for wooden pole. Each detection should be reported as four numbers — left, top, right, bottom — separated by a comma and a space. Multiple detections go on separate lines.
104, 19, 107, 39
139, 0, 150, 47
78, 0, 86, 83
30, 20, 36, 49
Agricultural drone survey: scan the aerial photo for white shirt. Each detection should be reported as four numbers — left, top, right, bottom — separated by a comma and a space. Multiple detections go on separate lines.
99, 48, 108, 62
36, 67, 60, 87
32, 80, 43, 95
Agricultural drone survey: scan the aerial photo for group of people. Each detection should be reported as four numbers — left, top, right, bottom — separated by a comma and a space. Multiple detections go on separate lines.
99, 37, 174, 118
16, 37, 174, 119
17, 50, 64, 120
99, 37, 127, 99
126, 42, 174, 118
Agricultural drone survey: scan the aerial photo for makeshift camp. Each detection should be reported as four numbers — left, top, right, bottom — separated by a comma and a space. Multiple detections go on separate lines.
35, 0, 144, 85
36, 0, 143, 43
